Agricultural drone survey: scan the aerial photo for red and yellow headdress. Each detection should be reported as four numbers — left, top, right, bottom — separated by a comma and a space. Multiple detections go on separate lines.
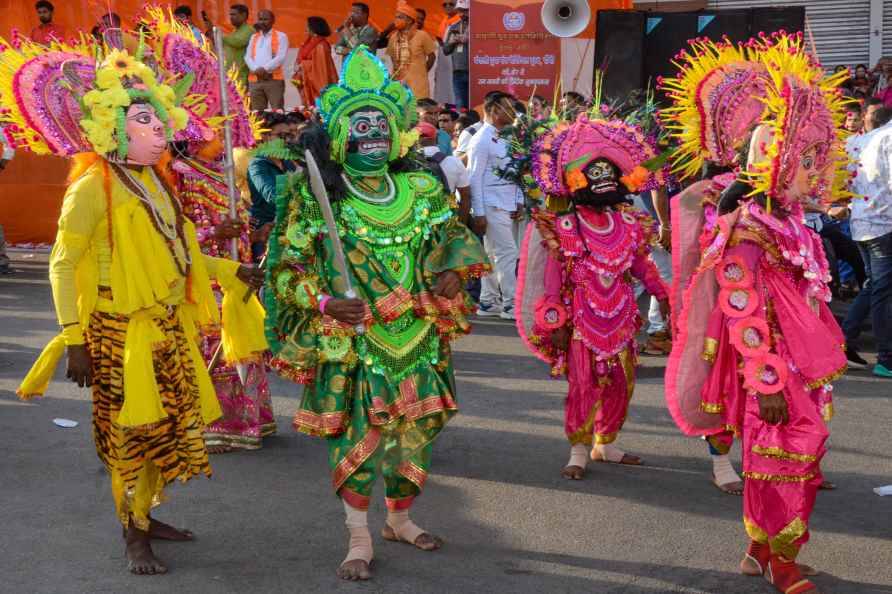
660, 37, 768, 179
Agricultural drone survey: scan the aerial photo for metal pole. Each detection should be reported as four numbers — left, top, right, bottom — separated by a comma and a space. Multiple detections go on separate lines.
212, 26, 239, 262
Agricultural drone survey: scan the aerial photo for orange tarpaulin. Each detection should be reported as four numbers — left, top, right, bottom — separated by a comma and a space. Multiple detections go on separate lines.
0, 0, 455, 45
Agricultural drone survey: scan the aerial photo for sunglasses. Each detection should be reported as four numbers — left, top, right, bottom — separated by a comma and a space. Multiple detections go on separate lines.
442, 2, 455, 7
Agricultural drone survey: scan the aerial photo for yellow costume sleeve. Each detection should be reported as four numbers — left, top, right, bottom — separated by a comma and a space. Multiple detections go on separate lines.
48, 170, 105, 344
206, 254, 269, 363
19, 168, 105, 398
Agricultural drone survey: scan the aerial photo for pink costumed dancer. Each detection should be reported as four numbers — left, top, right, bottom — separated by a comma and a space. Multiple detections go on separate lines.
143, 8, 276, 452
517, 115, 669, 479
665, 33, 851, 594
659, 38, 771, 495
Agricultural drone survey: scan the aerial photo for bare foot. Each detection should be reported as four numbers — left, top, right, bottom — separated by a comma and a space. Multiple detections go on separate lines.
149, 518, 194, 541
206, 445, 234, 455
381, 525, 443, 551
561, 465, 585, 480
819, 480, 837, 490
740, 555, 762, 576
125, 521, 168, 575
337, 559, 372, 581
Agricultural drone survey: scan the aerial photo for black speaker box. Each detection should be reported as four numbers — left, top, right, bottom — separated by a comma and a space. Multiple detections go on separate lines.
594, 10, 645, 100
594, 7, 806, 101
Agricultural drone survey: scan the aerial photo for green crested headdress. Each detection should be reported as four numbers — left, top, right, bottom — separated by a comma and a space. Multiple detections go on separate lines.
317, 46, 417, 163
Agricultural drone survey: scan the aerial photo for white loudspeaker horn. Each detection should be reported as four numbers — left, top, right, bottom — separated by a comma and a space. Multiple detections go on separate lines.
541, 0, 591, 38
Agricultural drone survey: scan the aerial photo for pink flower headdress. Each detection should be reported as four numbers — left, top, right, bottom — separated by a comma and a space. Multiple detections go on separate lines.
742, 33, 853, 211
531, 114, 664, 203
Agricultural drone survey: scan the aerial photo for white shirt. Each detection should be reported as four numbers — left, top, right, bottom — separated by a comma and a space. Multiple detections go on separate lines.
454, 122, 483, 155
466, 123, 524, 215
849, 123, 892, 241
422, 145, 469, 193
244, 30, 289, 73
1, 129, 14, 161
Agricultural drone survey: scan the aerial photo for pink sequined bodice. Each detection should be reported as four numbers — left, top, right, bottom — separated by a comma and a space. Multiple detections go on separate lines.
555, 207, 646, 359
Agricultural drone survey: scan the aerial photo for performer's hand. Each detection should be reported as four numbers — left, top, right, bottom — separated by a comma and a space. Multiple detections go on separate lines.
551, 326, 570, 351
325, 298, 366, 325
510, 209, 524, 221
470, 216, 487, 236
0, 159, 8, 171
214, 217, 244, 241
658, 225, 671, 251
827, 206, 849, 220
658, 298, 670, 320
250, 222, 273, 244
66, 344, 93, 388
758, 393, 789, 425
433, 270, 462, 299
236, 265, 264, 290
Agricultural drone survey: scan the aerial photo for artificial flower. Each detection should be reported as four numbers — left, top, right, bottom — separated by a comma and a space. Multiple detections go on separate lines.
619, 165, 650, 192
94, 68, 124, 90
104, 49, 142, 78
399, 129, 419, 158
565, 168, 588, 192
170, 106, 189, 131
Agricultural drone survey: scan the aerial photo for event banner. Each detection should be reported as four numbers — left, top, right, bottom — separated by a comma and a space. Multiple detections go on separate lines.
469, 0, 561, 108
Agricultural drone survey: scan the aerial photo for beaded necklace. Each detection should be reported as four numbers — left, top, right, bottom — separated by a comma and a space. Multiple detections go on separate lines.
342, 172, 396, 203
111, 164, 192, 277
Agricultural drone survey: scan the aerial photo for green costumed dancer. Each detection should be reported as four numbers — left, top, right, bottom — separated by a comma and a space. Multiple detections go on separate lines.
264, 46, 488, 580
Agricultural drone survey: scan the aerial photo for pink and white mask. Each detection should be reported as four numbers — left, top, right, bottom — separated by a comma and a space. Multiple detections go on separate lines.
124, 102, 168, 166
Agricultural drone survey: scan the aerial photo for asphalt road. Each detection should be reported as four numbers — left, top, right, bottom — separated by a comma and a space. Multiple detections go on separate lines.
1, 250, 891, 594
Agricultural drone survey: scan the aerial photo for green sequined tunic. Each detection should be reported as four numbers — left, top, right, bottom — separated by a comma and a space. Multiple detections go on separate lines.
265, 168, 488, 494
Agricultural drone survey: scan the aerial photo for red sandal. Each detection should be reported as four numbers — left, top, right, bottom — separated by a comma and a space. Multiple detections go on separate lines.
741, 540, 769, 576
765, 554, 818, 594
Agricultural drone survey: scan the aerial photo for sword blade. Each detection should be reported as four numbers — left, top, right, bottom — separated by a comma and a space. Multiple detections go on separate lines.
303, 150, 365, 334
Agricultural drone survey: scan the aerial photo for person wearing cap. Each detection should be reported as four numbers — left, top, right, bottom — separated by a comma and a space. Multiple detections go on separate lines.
442, 0, 469, 109
386, 1, 437, 100
416, 121, 472, 225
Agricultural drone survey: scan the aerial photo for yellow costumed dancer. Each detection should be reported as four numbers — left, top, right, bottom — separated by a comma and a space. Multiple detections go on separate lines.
4, 29, 266, 575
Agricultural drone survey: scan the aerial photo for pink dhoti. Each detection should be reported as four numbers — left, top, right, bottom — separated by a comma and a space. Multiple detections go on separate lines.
741, 373, 828, 558
565, 341, 636, 445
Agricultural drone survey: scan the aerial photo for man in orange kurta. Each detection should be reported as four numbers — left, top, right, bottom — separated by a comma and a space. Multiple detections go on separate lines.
386, 3, 437, 100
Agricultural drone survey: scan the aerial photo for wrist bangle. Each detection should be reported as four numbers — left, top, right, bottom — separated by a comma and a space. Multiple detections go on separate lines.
318, 294, 332, 314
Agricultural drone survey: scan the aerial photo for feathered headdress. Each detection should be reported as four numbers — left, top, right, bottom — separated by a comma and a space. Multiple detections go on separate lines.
659, 37, 768, 179
317, 46, 416, 163
0, 32, 189, 160
139, 6, 260, 148
742, 33, 853, 209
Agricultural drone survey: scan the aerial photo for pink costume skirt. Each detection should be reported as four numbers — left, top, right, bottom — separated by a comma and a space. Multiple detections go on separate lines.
202, 332, 276, 450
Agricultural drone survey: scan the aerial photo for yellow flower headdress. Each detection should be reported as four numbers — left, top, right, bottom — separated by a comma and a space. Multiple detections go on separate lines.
659, 37, 768, 180
0, 32, 189, 159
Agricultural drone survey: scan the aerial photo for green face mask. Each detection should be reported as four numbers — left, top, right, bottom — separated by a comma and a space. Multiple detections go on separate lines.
344, 108, 391, 177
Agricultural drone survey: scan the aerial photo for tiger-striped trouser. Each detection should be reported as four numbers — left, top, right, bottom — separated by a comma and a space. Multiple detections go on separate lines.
87, 309, 212, 530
